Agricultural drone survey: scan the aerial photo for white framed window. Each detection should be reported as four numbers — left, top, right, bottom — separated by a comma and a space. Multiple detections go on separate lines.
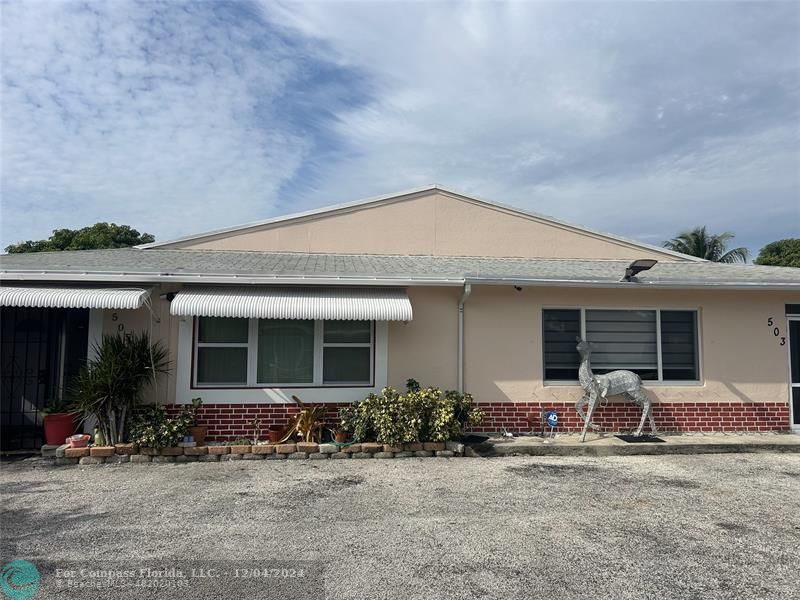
195, 317, 249, 386
542, 308, 700, 384
193, 317, 374, 388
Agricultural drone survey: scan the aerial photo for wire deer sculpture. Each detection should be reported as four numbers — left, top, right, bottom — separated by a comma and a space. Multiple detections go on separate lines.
575, 337, 656, 442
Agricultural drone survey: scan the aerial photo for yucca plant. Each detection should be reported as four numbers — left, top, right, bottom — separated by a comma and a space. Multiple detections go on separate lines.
69, 332, 170, 445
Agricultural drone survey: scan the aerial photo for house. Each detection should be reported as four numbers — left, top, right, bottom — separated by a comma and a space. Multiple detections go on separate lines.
2, 185, 799, 449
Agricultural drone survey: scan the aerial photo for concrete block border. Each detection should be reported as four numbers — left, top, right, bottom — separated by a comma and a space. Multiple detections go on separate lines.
43, 441, 466, 466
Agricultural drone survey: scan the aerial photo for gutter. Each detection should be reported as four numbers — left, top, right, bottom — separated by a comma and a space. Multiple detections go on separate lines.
0, 271, 798, 291
0, 272, 465, 287
457, 283, 472, 393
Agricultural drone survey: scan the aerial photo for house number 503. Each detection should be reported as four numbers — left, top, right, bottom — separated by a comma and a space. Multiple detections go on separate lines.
767, 318, 786, 346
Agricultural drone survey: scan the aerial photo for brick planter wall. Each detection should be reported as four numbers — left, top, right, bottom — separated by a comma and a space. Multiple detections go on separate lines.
166, 400, 790, 441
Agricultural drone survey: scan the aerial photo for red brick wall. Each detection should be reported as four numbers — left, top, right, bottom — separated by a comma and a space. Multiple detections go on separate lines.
166, 404, 349, 442
473, 401, 790, 434
167, 401, 789, 441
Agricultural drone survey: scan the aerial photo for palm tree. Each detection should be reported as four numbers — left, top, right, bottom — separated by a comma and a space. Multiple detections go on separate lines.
663, 226, 749, 263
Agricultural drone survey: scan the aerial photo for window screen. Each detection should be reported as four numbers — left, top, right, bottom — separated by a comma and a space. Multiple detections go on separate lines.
585, 310, 658, 380
543, 309, 581, 380
660, 311, 699, 381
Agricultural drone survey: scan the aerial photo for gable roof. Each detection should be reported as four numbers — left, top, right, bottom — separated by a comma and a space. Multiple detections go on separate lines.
139, 185, 702, 262
2, 248, 797, 290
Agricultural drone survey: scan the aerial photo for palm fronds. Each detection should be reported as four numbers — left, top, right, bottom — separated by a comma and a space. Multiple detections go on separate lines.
663, 226, 749, 263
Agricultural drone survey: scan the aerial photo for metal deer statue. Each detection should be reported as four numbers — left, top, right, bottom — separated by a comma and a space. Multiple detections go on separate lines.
575, 337, 656, 442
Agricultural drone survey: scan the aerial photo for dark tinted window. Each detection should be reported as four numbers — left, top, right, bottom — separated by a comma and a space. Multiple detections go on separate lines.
543, 310, 581, 380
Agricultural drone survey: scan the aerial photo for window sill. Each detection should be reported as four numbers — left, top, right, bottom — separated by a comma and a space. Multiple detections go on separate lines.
543, 380, 704, 388
192, 384, 374, 390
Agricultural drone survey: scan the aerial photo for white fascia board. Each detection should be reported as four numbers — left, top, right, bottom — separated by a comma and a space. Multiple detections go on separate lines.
0, 271, 463, 286
467, 277, 800, 291
1, 271, 797, 291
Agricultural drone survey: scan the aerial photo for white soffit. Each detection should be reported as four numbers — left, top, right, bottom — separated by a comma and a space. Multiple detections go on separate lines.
170, 287, 413, 321
0, 286, 151, 310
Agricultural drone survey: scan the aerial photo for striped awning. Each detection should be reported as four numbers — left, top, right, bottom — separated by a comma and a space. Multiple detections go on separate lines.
0, 286, 151, 310
170, 287, 413, 321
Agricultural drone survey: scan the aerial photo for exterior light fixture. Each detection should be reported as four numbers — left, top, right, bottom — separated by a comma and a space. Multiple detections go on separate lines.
623, 259, 658, 282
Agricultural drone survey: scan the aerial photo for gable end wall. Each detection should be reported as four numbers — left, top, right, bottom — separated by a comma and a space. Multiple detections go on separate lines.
170, 191, 682, 261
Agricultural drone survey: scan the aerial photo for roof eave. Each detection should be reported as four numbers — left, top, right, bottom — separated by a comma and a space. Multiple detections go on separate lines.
1, 271, 797, 291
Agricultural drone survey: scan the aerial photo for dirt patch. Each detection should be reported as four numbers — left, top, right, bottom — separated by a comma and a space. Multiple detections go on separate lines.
285, 474, 366, 500
715, 522, 751, 533
651, 476, 701, 489
506, 463, 599, 477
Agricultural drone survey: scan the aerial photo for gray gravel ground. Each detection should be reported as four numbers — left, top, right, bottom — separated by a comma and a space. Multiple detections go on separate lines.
1, 453, 798, 600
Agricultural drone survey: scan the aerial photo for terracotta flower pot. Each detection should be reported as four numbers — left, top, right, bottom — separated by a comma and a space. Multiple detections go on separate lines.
189, 425, 208, 446
268, 427, 283, 444
335, 430, 348, 443
43, 413, 77, 446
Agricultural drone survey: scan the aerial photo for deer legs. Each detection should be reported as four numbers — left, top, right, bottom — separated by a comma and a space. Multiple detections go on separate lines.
575, 395, 601, 432
627, 389, 657, 437
579, 388, 657, 441
580, 390, 601, 442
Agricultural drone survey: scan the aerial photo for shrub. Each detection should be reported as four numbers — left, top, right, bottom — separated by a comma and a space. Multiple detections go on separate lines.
70, 332, 169, 445
129, 405, 192, 449
339, 381, 483, 445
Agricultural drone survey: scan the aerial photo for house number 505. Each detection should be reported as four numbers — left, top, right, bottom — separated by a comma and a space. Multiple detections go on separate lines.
767, 318, 786, 346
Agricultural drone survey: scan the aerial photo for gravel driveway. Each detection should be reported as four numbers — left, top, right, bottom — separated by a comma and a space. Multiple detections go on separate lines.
1, 453, 798, 600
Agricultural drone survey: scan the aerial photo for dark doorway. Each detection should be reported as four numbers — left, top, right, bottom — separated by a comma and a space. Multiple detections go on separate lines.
1, 307, 89, 450
790, 318, 799, 429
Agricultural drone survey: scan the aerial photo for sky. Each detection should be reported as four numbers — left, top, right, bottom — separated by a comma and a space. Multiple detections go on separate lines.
1, 0, 798, 257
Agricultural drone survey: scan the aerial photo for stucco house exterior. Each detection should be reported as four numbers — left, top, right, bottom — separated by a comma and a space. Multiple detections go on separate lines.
2, 185, 799, 449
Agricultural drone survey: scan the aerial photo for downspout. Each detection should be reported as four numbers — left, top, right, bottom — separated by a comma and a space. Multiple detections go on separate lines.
457, 283, 472, 393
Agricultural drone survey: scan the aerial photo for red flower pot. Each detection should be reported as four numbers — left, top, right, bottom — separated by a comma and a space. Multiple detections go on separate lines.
189, 425, 208, 446
268, 427, 283, 444
43, 413, 77, 445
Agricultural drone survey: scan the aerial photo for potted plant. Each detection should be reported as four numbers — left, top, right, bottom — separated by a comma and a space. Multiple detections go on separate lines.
268, 424, 284, 444
186, 397, 207, 446
249, 418, 263, 445
334, 427, 348, 443
41, 399, 77, 445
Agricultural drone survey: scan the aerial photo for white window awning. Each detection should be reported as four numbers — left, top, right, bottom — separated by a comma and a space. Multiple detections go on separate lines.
0, 286, 151, 310
170, 287, 413, 321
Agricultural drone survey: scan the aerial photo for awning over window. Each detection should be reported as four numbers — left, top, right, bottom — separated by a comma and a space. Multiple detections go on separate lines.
170, 287, 413, 321
0, 286, 151, 310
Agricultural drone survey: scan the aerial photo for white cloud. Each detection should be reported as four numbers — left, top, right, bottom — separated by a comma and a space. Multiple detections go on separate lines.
1, 1, 318, 244
1, 1, 798, 255
261, 1, 800, 254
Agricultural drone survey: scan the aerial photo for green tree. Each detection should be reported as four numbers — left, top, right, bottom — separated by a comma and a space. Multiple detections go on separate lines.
663, 226, 749, 263
754, 239, 800, 268
4, 222, 155, 253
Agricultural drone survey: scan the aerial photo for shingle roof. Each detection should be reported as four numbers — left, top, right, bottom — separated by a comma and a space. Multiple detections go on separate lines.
1, 248, 798, 289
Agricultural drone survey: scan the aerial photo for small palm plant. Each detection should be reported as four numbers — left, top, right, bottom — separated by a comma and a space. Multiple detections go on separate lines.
663, 226, 749, 263
70, 332, 170, 445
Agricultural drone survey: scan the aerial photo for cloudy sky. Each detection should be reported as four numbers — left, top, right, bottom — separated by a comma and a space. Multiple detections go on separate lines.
2, 1, 798, 256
